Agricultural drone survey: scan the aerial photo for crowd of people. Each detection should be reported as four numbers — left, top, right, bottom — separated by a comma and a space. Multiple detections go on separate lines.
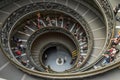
102, 31, 120, 65
101, 3, 120, 65
10, 12, 89, 71
12, 36, 29, 67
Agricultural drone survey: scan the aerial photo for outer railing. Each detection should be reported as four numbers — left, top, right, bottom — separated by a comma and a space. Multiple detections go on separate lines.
96, 0, 115, 47
73, 0, 115, 72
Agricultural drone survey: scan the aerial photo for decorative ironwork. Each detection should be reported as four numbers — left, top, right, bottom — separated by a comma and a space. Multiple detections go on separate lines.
95, 0, 115, 47
1, 2, 93, 67
0, 1, 97, 75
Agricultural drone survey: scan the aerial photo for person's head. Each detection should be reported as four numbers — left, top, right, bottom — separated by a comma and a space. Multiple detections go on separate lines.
26, 20, 30, 24
37, 12, 41, 18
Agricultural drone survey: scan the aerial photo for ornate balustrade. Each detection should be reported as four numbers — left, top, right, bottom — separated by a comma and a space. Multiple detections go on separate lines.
94, 0, 115, 48
77, 0, 115, 71
0, 2, 94, 72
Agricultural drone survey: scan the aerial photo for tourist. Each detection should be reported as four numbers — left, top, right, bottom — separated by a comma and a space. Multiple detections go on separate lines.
21, 59, 27, 66
15, 49, 22, 55
46, 16, 52, 26
19, 44, 26, 52
70, 58, 76, 64
44, 53, 47, 60
59, 15, 63, 22
113, 5, 119, 16
51, 18, 56, 26
102, 48, 113, 64
111, 38, 120, 46
110, 48, 117, 62
64, 56, 67, 63
110, 48, 119, 62
79, 55, 84, 62
115, 31, 120, 38
64, 21, 70, 30
102, 54, 110, 64
12, 36, 19, 43
37, 12, 41, 29
14, 49, 22, 60
16, 40, 26, 52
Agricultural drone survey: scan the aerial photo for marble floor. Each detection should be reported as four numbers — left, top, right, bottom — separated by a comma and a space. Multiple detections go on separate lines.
42, 46, 73, 72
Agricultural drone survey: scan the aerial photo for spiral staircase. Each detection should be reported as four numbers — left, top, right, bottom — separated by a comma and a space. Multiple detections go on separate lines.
0, 0, 120, 80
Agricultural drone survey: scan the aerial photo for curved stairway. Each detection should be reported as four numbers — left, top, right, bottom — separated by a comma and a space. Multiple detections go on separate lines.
0, 0, 119, 80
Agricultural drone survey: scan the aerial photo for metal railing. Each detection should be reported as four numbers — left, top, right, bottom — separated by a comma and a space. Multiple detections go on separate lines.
0, 1, 94, 73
